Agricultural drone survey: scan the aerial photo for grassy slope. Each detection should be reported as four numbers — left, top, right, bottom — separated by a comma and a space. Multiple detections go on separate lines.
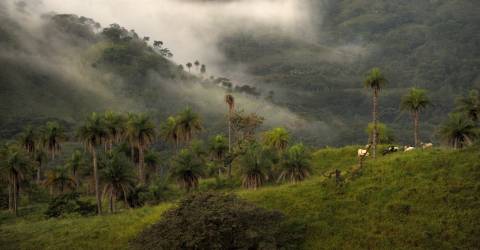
1, 146, 479, 249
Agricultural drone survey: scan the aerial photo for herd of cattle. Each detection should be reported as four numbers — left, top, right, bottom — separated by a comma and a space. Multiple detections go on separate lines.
357, 143, 433, 157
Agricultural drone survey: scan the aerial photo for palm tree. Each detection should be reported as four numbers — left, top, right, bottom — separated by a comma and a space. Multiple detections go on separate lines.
439, 113, 479, 149
277, 144, 312, 184
363, 68, 388, 158
126, 113, 156, 185
194, 60, 200, 72
160, 116, 180, 151
456, 89, 480, 123
262, 127, 290, 152
44, 166, 76, 195
401, 88, 431, 147
100, 152, 135, 213
0, 144, 31, 215
66, 150, 86, 187
144, 150, 161, 179
18, 126, 36, 155
103, 111, 126, 152
237, 142, 273, 190
33, 148, 47, 183
177, 107, 202, 144
225, 94, 235, 177
77, 112, 107, 214
200, 64, 206, 76
170, 149, 203, 192
186, 62, 193, 72
208, 135, 228, 176
41, 121, 66, 160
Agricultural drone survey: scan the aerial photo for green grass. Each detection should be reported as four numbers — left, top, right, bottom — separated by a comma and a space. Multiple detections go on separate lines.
1, 146, 479, 249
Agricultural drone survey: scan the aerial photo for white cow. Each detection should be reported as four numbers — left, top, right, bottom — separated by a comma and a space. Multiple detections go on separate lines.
404, 146, 415, 152
421, 142, 433, 149
358, 149, 369, 157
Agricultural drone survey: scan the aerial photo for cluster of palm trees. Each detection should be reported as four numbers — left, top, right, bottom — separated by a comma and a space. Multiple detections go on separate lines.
364, 68, 479, 156
184, 60, 206, 76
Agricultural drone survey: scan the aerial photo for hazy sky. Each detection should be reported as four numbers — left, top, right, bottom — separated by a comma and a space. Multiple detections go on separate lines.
38, 0, 315, 73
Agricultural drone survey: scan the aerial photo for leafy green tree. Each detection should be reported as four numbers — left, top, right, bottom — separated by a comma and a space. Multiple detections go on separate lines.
363, 68, 387, 158
160, 116, 180, 151
170, 149, 204, 192
66, 150, 86, 187
278, 144, 312, 184
439, 113, 479, 149
103, 111, 126, 152
262, 127, 290, 152
126, 113, 156, 185
77, 112, 108, 214
44, 166, 76, 195
177, 107, 202, 144
365, 122, 395, 144
401, 88, 431, 146
208, 135, 228, 176
100, 152, 135, 213
236, 143, 273, 190
41, 121, 66, 160
456, 89, 480, 123
0, 144, 31, 215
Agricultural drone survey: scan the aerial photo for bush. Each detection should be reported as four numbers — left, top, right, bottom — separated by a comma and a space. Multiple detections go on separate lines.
131, 192, 304, 250
44, 192, 96, 218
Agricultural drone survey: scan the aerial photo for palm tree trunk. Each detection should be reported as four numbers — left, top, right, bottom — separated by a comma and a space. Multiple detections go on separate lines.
8, 175, 13, 212
92, 149, 102, 214
372, 89, 378, 159
414, 111, 419, 147
228, 110, 232, 178
138, 144, 145, 185
36, 163, 41, 183
109, 189, 114, 213
13, 177, 18, 216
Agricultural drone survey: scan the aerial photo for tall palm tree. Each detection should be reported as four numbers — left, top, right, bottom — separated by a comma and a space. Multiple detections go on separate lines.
186, 62, 193, 72
177, 107, 202, 144
237, 142, 273, 190
277, 144, 312, 184
363, 68, 388, 158
77, 112, 107, 214
200, 64, 206, 76
43, 166, 76, 195
103, 111, 127, 152
66, 150, 86, 187
41, 121, 66, 160
401, 87, 431, 147
160, 116, 180, 151
0, 144, 31, 215
100, 152, 134, 213
208, 135, 228, 176
18, 126, 36, 155
194, 60, 200, 72
439, 113, 479, 149
225, 94, 235, 177
262, 127, 290, 152
144, 150, 161, 179
33, 148, 47, 183
456, 89, 480, 123
126, 113, 156, 185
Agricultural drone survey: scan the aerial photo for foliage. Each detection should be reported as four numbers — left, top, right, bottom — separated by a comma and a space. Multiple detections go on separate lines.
456, 89, 480, 122
400, 87, 431, 113
277, 144, 312, 184
44, 192, 96, 218
236, 142, 273, 189
365, 122, 395, 144
262, 127, 290, 151
170, 149, 204, 191
438, 113, 479, 149
131, 192, 304, 250
43, 166, 76, 194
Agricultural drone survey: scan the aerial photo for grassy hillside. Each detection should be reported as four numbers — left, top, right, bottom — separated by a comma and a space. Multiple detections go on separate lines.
1, 146, 479, 249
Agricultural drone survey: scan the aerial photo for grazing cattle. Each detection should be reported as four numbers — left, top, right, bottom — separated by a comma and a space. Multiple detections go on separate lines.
358, 149, 369, 157
382, 146, 399, 155
404, 146, 415, 152
421, 142, 433, 149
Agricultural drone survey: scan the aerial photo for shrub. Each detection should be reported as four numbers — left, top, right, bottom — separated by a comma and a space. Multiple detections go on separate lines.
131, 192, 304, 250
44, 192, 96, 218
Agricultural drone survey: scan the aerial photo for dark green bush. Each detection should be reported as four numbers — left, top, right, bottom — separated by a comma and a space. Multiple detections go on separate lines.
131, 192, 304, 250
44, 192, 96, 218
